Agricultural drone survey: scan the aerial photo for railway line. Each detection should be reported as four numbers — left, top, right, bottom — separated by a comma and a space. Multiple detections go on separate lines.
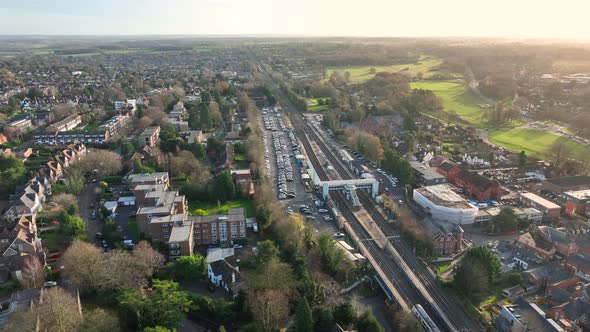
253, 59, 481, 331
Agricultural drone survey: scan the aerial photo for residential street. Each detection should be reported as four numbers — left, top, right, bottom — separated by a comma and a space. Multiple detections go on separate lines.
78, 182, 99, 239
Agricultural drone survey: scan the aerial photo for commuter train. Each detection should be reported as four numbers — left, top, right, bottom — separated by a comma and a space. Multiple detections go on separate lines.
412, 304, 441, 332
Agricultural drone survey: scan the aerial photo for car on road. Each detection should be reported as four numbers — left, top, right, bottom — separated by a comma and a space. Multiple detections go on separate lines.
43, 281, 57, 288
334, 232, 346, 238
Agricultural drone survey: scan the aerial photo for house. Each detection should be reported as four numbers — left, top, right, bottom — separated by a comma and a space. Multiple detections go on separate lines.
548, 297, 590, 331
230, 169, 254, 195
538, 226, 578, 257
186, 130, 203, 144
136, 189, 186, 236
98, 114, 130, 137
543, 176, 590, 194
7, 116, 32, 131
128, 172, 170, 189
517, 232, 557, 260
565, 253, 590, 281
494, 297, 564, 332
426, 219, 464, 255
46, 114, 82, 132
4, 194, 42, 221
206, 248, 242, 298
137, 126, 160, 148
33, 130, 110, 145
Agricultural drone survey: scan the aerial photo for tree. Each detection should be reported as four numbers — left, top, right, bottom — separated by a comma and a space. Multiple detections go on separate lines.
333, 303, 357, 327
82, 308, 122, 332
37, 287, 83, 332
132, 241, 165, 278
492, 208, 518, 233
213, 170, 235, 203
453, 256, 489, 299
190, 141, 206, 160
247, 289, 289, 331
518, 150, 527, 167
356, 310, 383, 332
63, 168, 86, 195
59, 212, 86, 237
166, 254, 207, 281
318, 234, 345, 275
118, 279, 192, 330
314, 308, 335, 332
200, 104, 211, 130
394, 309, 421, 332
62, 240, 104, 292
20, 255, 45, 288
0, 153, 27, 197
294, 297, 313, 332
143, 327, 174, 332
254, 240, 280, 267
74, 150, 123, 177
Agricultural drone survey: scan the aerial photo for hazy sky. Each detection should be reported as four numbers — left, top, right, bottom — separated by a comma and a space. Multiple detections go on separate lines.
1, 0, 589, 39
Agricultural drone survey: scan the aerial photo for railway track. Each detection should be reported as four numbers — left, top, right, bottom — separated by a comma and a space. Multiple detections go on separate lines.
253, 59, 480, 331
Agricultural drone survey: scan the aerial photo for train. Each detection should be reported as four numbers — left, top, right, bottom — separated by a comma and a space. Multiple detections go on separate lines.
412, 304, 441, 332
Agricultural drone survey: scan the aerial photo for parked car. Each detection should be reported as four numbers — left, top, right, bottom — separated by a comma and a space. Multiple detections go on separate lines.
95, 232, 103, 240
43, 281, 57, 288
334, 232, 346, 238
323, 216, 334, 221
318, 209, 329, 213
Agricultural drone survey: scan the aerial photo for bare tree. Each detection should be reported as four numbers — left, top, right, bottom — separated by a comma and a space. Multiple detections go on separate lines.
37, 287, 83, 332
62, 240, 104, 292
20, 255, 45, 289
247, 289, 289, 331
73, 150, 123, 177
82, 308, 122, 332
2, 307, 36, 332
51, 193, 77, 210
132, 241, 164, 278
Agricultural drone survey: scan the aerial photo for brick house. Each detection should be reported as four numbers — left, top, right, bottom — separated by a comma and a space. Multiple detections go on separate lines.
191, 208, 247, 245
538, 226, 578, 257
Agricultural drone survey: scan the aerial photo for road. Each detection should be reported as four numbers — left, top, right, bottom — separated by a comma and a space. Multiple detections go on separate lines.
78, 182, 100, 239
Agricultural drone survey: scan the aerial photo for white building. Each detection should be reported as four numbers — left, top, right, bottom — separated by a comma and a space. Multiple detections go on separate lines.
413, 184, 478, 224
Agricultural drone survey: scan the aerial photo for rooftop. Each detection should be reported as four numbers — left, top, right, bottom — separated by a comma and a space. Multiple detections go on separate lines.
415, 184, 476, 209
521, 192, 561, 209
546, 175, 590, 188
139, 126, 160, 137
410, 161, 446, 181
168, 220, 193, 243
564, 188, 590, 201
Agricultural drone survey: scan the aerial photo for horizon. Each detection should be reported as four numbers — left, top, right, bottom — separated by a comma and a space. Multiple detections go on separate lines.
2, 0, 590, 40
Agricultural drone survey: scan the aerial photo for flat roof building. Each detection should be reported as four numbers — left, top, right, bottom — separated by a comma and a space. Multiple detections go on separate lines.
564, 189, 590, 217
543, 175, 590, 194
520, 192, 561, 219
413, 184, 478, 224
410, 161, 447, 186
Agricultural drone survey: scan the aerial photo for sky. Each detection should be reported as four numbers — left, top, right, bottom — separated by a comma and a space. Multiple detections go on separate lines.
1, 0, 589, 39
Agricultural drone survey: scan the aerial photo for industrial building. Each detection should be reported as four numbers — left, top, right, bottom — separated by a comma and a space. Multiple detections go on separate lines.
413, 184, 478, 224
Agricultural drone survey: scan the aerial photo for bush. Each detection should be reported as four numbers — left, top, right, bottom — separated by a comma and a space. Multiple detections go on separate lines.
101, 176, 123, 184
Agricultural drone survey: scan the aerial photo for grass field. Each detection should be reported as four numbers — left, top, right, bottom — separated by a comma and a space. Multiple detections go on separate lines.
410, 80, 488, 127
324, 56, 461, 84
307, 98, 330, 112
488, 128, 590, 159
188, 199, 254, 218
127, 217, 139, 240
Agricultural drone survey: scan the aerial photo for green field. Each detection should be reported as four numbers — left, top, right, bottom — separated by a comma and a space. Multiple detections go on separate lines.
188, 199, 254, 218
307, 98, 330, 112
410, 80, 489, 127
324, 56, 461, 84
488, 129, 590, 159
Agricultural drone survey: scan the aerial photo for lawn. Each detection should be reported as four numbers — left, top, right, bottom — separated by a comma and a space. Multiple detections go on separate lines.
324, 55, 461, 84
233, 153, 250, 169
307, 98, 330, 112
40, 230, 64, 253
127, 217, 139, 240
488, 128, 590, 160
410, 80, 489, 127
188, 199, 254, 218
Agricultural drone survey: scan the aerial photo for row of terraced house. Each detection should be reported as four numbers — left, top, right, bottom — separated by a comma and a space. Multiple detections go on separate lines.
0, 142, 87, 285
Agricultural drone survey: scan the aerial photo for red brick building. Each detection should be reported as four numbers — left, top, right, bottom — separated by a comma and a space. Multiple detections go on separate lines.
563, 189, 590, 218
436, 161, 503, 201
191, 208, 247, 245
